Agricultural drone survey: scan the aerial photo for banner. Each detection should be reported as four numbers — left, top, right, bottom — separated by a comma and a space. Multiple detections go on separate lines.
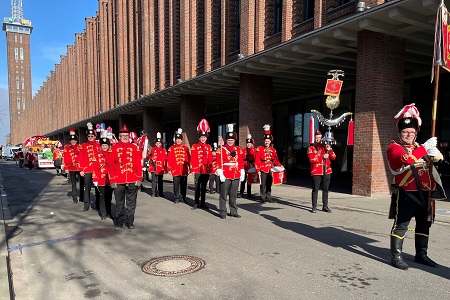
324, 79, 343, 96
432, 1, 450, 81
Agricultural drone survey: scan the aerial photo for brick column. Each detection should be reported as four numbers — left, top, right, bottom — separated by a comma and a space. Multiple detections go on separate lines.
143, 107, 164, 138
180, 94, 205, 147
239, 74, 273, 147
240, 0, 255, 57
281, 0, 293, 42
314, 0, 325, 29
353, 31, 405, 196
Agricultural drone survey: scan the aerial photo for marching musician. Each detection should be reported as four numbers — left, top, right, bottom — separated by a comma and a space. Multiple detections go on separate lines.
239, 134, 256, 199
387, 104, 446, 270
167, 128, 190, 204
255, 125, 282, 204
307, 130, 336, 213
92, 132, 113, 220
149, 132, 167, 198
63, 128, 84, 203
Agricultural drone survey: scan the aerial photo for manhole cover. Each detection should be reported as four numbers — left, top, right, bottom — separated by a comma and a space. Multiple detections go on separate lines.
142, 255, 206, 277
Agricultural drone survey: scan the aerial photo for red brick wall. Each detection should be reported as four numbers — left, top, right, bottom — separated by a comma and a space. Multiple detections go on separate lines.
239, 74, 273, 147
353, 30, 405, 196
180, 94, 206, 147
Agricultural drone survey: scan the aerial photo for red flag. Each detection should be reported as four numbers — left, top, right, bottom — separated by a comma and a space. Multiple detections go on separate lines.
347, 119, 354, 146
309, 116, 314, 144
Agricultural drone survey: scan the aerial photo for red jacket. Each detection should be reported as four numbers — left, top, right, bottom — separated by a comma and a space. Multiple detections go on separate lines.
217, 145, 244, 179
26, 151, 36, 162
167, 144, 190, 176
52, 149, 62, 161
79, 141, 101, 173
242, 146, 256, 172
148, 146, 167, 175
211, 153, 218, 174
387, 141, 436, 191
63, 144, 82, 171
190, 142, 213, 174
109, 141, 142, 184
92, 149, 111, 186
307, 143, 336, 176
255, 146, 281, 173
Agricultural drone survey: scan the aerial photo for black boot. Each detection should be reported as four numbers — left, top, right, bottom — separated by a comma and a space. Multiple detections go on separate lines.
415, 235, 438, 267
390, 236, 409, 270
83, 203, 90, 212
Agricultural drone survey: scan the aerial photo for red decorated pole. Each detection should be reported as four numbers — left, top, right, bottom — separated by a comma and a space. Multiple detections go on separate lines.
347, 118, 354, 146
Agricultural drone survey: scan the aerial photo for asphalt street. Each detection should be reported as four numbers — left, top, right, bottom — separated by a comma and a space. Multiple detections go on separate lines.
1, 159, 450, 300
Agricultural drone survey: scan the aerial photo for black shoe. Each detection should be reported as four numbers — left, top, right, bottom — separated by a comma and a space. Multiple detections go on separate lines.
191, 204, 198, 210
114, 225, 122, 231
311, 207, 317, 213
73, 198, 78, 203
220, 213, 226, 219
159, 193, 164, 198
127, 224, 135, 230
237, 193, 242, 198
322, 207, 332, 213
260, 200, 266, 204
83, 204, 90, 212
101, 216, 106, 220
227, 213, 241, 218
200, 204, 209, 210
415, 255, 438, 268
174, 199, 180, 204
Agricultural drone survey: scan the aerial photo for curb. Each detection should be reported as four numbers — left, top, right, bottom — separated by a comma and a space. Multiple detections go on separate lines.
0, 174, 13, 300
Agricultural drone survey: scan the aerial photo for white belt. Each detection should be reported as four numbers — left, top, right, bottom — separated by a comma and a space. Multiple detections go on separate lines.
223, 163, 238, 166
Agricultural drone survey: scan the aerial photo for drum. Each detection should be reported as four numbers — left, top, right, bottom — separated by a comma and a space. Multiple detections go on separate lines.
247, 167, 260, 185
271, 166, 287, 185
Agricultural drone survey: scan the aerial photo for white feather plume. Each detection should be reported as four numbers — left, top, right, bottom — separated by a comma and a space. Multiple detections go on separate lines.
157, 132, 161, 139
263, 124, 270, 131
247, 134, 252, 139
227, 124, 234, 132
177, 128, 182, 134
87, 122, 93, 130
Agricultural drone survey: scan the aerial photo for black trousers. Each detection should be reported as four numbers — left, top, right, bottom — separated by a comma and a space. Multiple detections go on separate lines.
83, 172, 93, 205
114, 183, 138, 226
97, 185, 113, 217
239, 172, 252, 196
312, 174, 331, 208
173, 176, 187, 201
209, 174, 220, 193
219, 179, 239, 215
194, 173, 209, 205
260, 172, 273, 201
151, 172, 164, 196
391, 189, 431, 238
69, 171, 84, 202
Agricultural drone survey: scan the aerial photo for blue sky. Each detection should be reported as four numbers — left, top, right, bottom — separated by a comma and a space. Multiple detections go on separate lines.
0, 1, 98, 145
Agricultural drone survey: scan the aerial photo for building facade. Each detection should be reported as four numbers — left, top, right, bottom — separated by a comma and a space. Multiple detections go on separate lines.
5, 0, 450, 196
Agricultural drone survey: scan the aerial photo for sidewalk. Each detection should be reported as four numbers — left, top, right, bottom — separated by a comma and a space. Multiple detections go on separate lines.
1, 167, 450, 299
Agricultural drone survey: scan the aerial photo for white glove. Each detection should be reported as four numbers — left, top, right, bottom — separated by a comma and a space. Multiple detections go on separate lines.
423, 137, 437, 150
93, 182, 98, 186
111, 182, 117, 189
427, 147, 439, 157
216, 169, 226, 182
239, 169, 245, 182
136, 181, 141, 186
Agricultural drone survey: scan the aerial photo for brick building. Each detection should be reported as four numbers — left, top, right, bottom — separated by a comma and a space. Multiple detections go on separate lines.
4, 0, 450, 196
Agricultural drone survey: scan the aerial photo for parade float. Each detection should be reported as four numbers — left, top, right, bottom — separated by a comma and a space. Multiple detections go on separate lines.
22, 135, 62, 168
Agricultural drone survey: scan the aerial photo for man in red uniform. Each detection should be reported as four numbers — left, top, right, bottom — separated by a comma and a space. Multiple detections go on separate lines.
109, 125, 142, 230
387, 104, 446, 270
52, 146, 62, 175
17, 148, 24, 168
92, 133, 113, 220
149, 132, 167, 198
167, 128, 190, 204
209, 143, 220, 194
63, 128, 84, 203
79, 122, 101, 212
191, 119, 213, 210
216, 124, 245, 219
255, 125, 282, 204
239, 134, 256, 199
307, 130, 336, 213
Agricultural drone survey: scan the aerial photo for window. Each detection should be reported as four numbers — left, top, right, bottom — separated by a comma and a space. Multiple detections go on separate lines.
304, 0, 314, 21
20, 48, 23, 60
16, 77, 19, 89
20, 36, 22, 43
14, 35, 17, 43
14, 48, 18, 60
17, 97, 20, 109
274, 0, 282, 34
293, 113, 318, 150
21, 77, 24, 89
22, 98, 25, 110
